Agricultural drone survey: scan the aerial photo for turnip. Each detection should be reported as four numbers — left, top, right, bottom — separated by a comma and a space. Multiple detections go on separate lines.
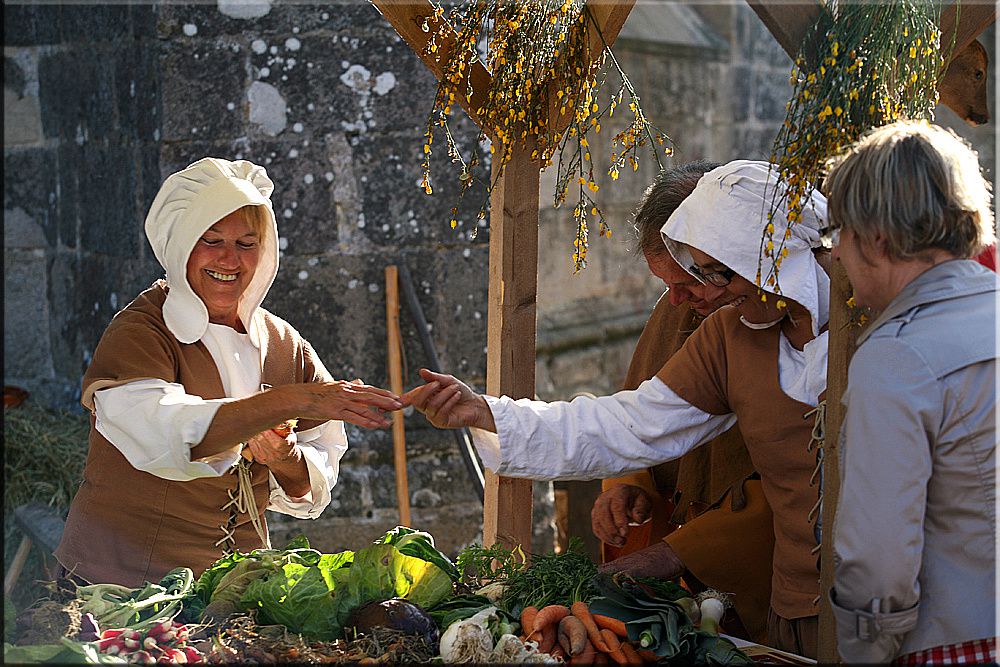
696, 590, 731, 636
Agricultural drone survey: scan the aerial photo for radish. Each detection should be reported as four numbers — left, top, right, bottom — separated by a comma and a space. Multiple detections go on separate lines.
97, 637, 124, 654
182, 646, 204, 663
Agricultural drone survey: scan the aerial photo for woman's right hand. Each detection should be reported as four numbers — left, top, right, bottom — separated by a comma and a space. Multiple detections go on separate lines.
292, 380, 402, 429
402, 368, 496, 431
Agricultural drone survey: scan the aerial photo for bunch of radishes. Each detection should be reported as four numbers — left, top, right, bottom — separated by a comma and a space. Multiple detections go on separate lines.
96, 619, 204, 664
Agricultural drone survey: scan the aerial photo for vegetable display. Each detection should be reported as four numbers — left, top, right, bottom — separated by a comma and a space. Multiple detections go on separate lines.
6, 528, 763, 664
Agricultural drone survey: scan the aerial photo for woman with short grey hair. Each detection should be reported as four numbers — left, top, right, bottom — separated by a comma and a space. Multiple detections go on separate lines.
824, 120, 996, 665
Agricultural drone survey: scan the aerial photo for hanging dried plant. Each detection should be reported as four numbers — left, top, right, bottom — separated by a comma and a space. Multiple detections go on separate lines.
418, 0, 672, 271
761, 1, 951, 301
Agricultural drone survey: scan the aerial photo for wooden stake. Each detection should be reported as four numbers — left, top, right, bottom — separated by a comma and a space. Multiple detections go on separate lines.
386, 265, 411, 527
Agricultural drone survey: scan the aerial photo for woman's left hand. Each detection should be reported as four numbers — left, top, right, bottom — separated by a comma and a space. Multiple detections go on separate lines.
245, 427, 300, 467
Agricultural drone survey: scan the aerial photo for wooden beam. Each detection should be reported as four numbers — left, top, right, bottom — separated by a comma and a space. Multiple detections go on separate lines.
745, 0, 826, 62
483, 143, 540, 556
816, 263, 868, 664
370, 0, 493, 133
939, 1, 996, 55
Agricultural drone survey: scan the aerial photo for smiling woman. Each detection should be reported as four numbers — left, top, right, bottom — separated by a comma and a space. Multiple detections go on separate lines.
185, 209, 262, 331
54, 158, 403, 588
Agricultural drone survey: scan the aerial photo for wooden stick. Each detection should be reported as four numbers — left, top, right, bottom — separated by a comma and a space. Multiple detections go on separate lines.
4, 536, 33, 596
385, 265, 411, 527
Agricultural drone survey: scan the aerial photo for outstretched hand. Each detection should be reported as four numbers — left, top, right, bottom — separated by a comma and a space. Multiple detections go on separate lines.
591, 484, 654, 546
598, 540, 685, 581
294, 379, 402, 429
401, 368, 496, 432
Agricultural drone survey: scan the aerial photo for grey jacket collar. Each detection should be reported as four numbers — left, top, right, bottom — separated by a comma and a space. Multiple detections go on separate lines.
858, 259, 996, 346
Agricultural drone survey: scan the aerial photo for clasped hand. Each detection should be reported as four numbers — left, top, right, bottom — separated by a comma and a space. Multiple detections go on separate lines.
245, 427, 299, 466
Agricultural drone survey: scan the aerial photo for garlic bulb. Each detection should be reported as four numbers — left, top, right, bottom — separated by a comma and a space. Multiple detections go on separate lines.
438, 607, 496, 663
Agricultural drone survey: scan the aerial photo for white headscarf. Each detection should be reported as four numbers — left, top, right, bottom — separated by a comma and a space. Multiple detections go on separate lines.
660, 160, 830, 335
144, 158, 279, 345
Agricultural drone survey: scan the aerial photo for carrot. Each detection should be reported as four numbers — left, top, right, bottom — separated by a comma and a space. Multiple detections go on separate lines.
534, 604, 571, 631
593, 614, 629, 639
572, 601, 610, 653
619, 641, 644, 666
570, 639, 596, 665
558, 614, 588, 656
600, 629, 628, 665
520, 605, 539, 638
594, 651, 610, 665
548, 643, 566, 661
537, 623, 558, 654
637, 649, 660, 663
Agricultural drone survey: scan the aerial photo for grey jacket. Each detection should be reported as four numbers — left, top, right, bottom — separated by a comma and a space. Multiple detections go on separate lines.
831, 260, 996, 664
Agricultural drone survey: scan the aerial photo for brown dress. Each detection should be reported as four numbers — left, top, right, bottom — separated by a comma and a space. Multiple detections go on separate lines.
602, 292, 773, 643
55, 281, 333, 586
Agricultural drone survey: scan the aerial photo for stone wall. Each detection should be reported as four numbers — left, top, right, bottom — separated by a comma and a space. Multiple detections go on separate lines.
4, 2, 995, 560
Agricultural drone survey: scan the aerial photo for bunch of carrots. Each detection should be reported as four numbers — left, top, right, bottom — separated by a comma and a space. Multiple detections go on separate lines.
520, 601, 654, 665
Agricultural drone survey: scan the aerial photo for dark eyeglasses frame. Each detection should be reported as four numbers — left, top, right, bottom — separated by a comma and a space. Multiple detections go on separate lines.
689, 264, 737, 287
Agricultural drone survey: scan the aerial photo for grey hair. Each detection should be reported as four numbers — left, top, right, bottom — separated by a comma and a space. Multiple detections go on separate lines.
633, 160, 722, 257
824, 120, 995, 260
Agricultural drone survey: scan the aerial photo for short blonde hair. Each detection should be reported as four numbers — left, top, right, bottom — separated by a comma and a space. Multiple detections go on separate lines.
824, 120, 994, 260
238, 204, 272, 239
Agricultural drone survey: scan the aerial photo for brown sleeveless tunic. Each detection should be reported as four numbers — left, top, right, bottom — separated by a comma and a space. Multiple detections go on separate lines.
659, 306, 820, 619
55, 281, 332, 586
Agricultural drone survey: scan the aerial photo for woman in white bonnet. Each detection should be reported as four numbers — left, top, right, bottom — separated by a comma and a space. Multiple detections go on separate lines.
403, 160, 832, 658
55, 158, 402, 587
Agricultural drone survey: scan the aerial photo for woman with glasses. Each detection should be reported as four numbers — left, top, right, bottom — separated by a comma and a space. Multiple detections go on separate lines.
824, 121, 995, 665
404, 160, 831, 658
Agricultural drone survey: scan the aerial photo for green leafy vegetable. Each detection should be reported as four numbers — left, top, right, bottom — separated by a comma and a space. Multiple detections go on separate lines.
588, 573, 751, 665
455, 542, 526, 588
498, 538, 597, 614
426, 594, 496, 630
193, 529, 454, 640
376, 526, 460, 582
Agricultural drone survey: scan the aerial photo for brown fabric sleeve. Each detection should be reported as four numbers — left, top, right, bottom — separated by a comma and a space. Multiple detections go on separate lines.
665, 480, 774, 645
622, 292, 699, 391
81, 321, 181, 411
656, 310, 731, 415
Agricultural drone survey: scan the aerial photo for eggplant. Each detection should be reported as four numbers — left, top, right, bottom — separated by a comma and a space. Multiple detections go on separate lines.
344, 598, 438, 645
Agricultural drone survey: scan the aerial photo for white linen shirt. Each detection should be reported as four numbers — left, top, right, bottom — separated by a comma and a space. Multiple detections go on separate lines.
473, 326, 828, 479
93, 322, 347, 519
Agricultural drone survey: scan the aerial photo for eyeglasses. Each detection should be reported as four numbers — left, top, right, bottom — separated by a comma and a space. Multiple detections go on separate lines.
689, 264, 737, 287
819, 226, 841, 248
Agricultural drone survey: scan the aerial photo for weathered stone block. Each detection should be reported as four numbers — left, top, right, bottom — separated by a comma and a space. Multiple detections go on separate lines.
4, 148, 59, 247
3, 4, 63, 47
159, 40, 247, 142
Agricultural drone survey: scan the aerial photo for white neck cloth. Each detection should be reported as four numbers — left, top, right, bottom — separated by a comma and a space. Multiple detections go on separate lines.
660, 160, 830, 336
144, 158, 279, 346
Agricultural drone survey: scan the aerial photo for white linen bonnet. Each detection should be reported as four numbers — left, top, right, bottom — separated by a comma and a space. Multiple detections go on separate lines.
144, 157, 279, 345
660, 160, 830, 335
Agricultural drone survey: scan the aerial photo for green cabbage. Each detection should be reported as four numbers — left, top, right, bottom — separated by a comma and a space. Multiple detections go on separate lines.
192, 529, 456, 640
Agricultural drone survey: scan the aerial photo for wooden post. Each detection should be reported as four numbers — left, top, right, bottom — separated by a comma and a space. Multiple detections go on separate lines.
817, 263, 868, 663
483, 144, 540, 555
386, 265, 411, 527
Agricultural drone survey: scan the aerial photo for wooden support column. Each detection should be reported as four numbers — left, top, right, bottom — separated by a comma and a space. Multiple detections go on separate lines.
484, 144, 540, 554
816, 263, 866, 663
